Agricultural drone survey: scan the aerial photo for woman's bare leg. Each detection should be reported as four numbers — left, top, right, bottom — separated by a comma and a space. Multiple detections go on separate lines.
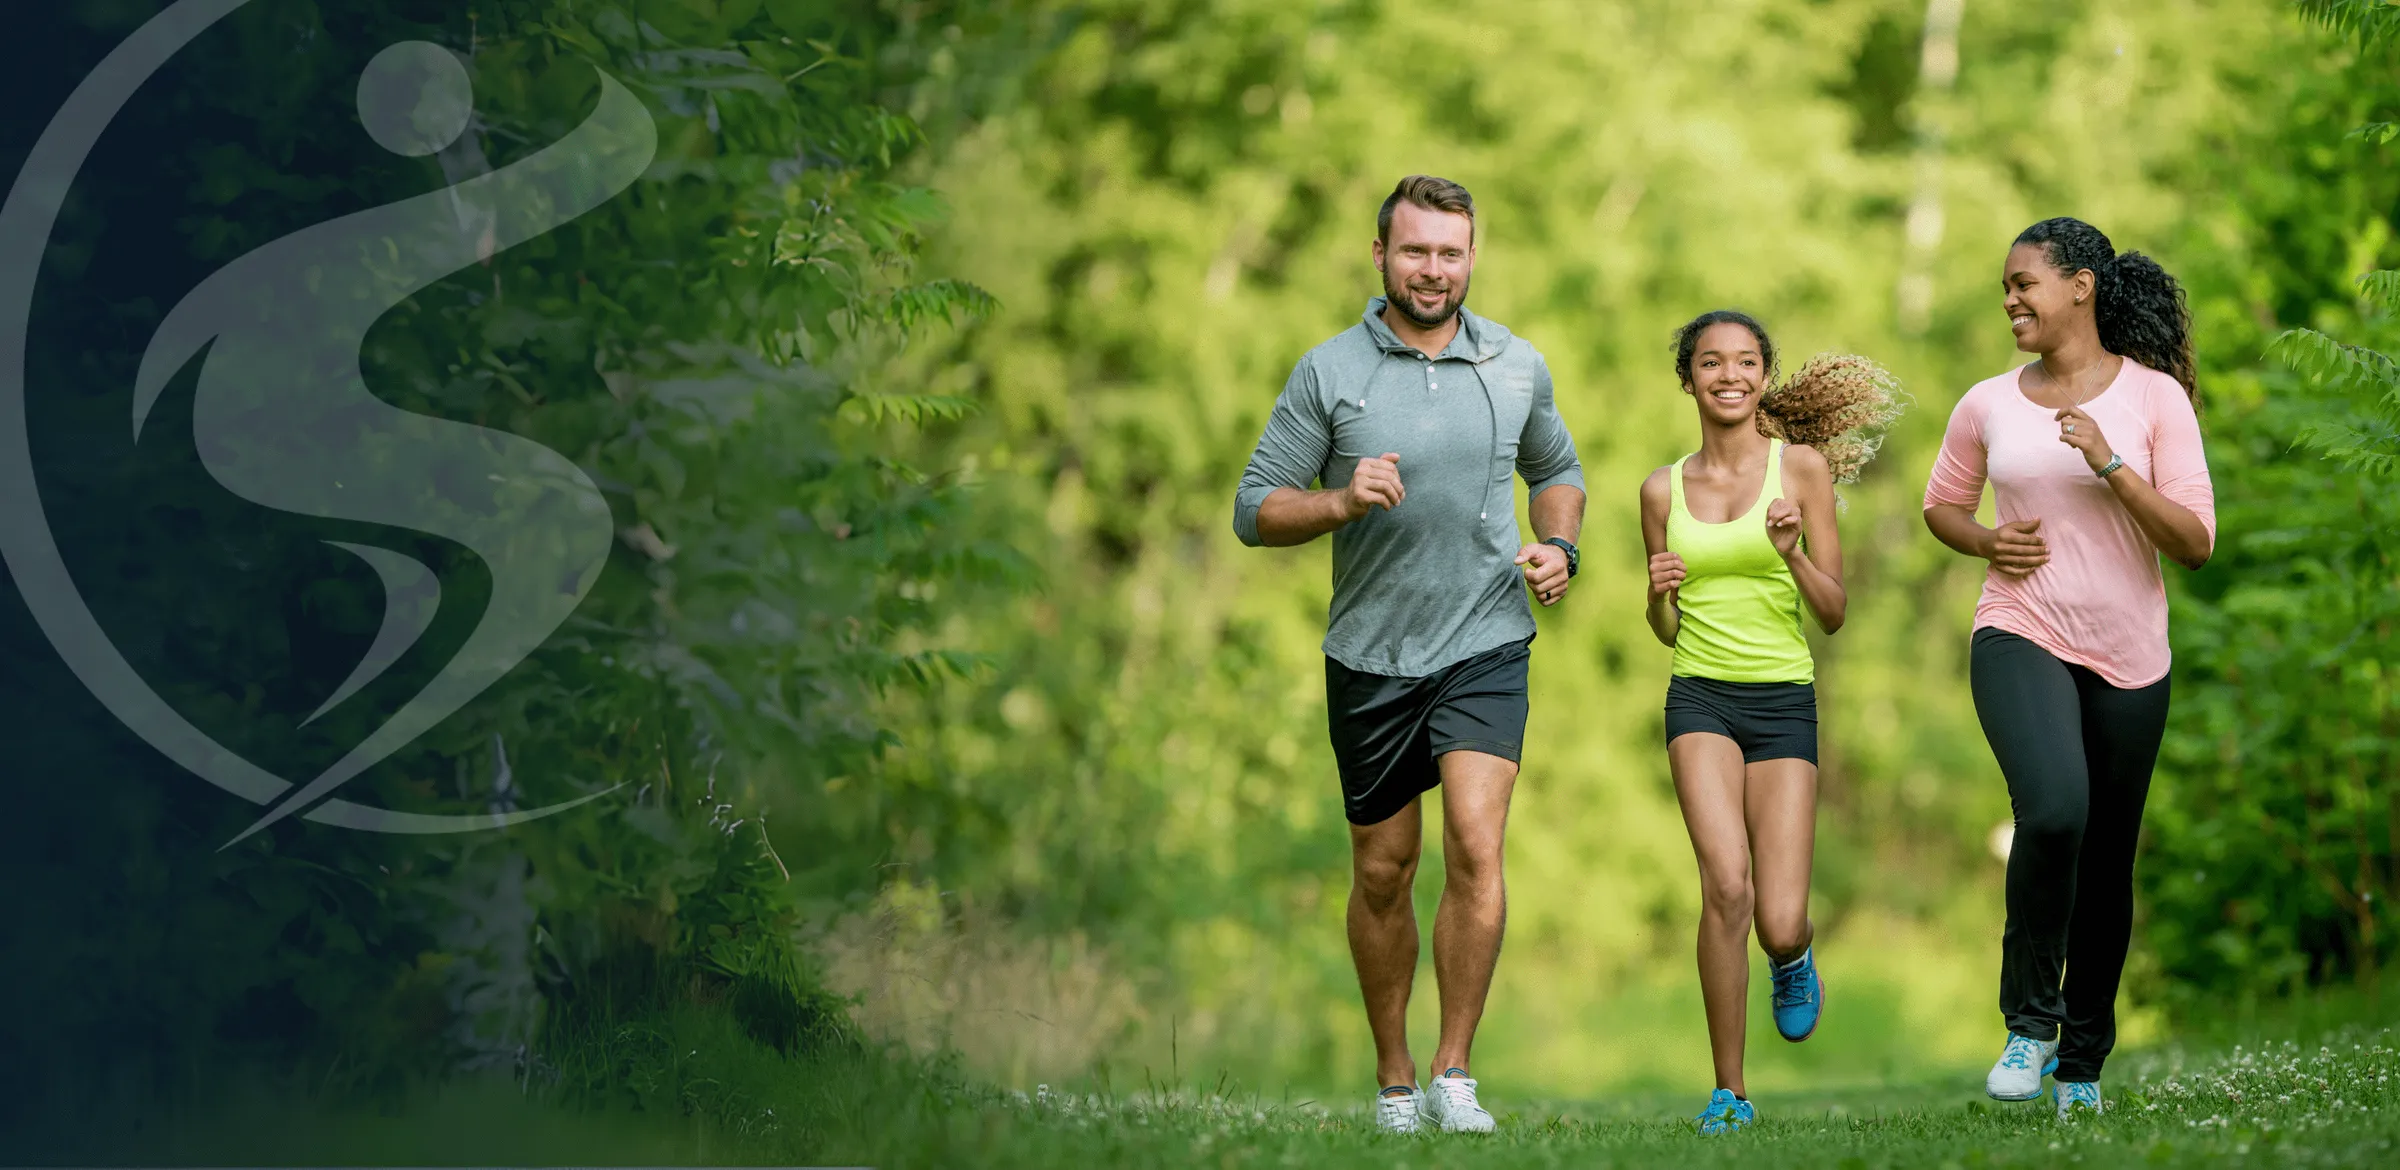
1669, 732, 1756, 1097
1745, 758, 1819, 963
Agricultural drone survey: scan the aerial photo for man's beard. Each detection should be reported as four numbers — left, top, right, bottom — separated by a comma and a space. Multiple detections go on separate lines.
1383, 268, 1469, 329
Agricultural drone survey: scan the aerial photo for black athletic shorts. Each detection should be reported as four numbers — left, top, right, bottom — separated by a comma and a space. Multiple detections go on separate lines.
1663, 675, 1818, 765
1325, 637, 1532, 826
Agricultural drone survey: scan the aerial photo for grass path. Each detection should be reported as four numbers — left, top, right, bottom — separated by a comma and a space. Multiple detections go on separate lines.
923, 1027, 2400, 1169
17, 1009, 2400, 1168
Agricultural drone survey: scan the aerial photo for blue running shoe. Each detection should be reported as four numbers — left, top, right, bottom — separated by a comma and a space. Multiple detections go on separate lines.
1694, 1088, 1755, 1135
2054, 1079, 2104, 1120
1769, 946, 1823, 1042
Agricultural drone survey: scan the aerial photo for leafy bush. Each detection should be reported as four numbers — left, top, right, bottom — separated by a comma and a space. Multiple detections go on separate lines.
2143, 0, 2400, 1001
0, 0, 1026, 1113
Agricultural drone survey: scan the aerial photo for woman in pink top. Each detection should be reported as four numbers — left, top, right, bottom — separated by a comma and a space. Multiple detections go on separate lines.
1922, 217, 2216, 1120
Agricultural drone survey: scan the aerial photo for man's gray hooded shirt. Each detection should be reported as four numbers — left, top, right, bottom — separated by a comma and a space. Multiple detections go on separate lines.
1234, 297, 1585, 677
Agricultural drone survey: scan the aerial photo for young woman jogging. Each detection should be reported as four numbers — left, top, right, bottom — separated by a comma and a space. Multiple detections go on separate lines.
1639, 310, 1907, 1135
1921, 218, 2215, 1120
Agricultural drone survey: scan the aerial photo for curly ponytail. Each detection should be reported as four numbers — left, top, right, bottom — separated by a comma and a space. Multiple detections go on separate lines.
1757, 353, 1911, 485
2014, 217, 2199, 409
1669, 309, 1910, 487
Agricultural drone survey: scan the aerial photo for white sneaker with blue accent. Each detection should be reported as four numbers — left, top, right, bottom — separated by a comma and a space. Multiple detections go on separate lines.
1985, 1032, 2060, 1101
1373, 1084, 1423, 1134
2054, 1079, 2103, 1119
1422, 1068, 1496, 1133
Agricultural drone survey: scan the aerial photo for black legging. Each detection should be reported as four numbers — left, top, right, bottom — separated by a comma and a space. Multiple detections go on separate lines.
1969, 626, 2171, 1083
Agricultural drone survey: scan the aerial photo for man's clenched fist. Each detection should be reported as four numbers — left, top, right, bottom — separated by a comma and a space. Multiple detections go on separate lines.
1517, 542, 1571, 606
1343, 453, 1405, 519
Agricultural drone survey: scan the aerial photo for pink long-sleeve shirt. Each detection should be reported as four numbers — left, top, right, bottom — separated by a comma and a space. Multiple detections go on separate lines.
1922, 358, 2216, 689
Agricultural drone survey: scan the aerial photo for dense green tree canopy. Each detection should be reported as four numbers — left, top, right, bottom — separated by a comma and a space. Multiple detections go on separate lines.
867, 0, 2400, 1093
5, 0, 2398, 1120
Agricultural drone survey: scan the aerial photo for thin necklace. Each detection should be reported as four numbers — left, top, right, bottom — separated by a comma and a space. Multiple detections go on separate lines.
2035, 358, 2108, 407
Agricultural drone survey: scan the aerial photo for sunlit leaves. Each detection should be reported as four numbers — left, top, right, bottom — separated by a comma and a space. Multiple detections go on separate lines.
2267, 326, 2400, 400
871, 278, 1000, 343
839, 392, 978, 426
2355, 268, 2400, 315
2298, 0, 2400, 49
2149, 0, 2400, 999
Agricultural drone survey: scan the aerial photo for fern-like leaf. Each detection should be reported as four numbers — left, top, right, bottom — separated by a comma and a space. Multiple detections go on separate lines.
875, 278, 1001, 336
839, 392, 979, 426
2267, 327, 2400, 398
2297, 418, 2400, 479
2300, 0, 2400, 47
2357, 269, 2400, 316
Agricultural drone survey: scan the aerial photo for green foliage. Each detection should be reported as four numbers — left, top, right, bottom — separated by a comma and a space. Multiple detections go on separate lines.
2272, 319, 2400, 475
2140, 6, 2400, 1001
2299, 0, 2400, 47
20, 0, 2400, 1118
864, 0, 2316, 1095
2346, 121, 2400, 146
19, 996, 2400, 1168
0, 0, 1031, 1113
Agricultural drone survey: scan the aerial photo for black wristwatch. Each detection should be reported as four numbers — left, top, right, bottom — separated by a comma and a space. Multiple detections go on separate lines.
1543, 536, 1579, 578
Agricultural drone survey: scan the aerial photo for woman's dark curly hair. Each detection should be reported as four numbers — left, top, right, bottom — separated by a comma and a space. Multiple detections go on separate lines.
1674, 309, 1779, 388
2013, 217, 2198, 409
1671, 310, 1909, 486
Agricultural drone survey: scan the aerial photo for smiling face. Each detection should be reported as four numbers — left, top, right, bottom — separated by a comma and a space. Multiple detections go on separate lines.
1683, 321, 1769, 425
2002, 242, 2097, 355
1373, 201, 1475, 329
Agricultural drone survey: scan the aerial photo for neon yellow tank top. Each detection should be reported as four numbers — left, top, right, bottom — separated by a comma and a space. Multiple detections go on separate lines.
1666, 440, 1813, 684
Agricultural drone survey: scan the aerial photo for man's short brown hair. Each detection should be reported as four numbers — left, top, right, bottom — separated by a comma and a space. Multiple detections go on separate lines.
1378, 175, 1475, 244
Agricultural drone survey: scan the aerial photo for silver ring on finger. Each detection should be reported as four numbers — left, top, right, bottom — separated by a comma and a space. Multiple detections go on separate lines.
2064, 423, 2076, 433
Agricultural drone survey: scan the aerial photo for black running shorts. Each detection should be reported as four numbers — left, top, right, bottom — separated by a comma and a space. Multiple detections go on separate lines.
1325, 636, 1532, 826
1663, 675, 1818, 765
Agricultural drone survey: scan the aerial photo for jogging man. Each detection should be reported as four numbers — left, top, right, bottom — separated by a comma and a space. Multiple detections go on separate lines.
1232, 175, 1586, 1135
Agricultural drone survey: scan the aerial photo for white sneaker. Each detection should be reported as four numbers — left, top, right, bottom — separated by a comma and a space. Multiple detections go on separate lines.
1372, 1085, 1423, 1134
1985, 1032, 2060, 1101
1422, 1069, 1496, 1133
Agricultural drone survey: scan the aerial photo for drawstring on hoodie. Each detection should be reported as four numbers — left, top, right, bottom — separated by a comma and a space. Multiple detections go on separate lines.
1368, 297, 1507, 539
1466, 357, 1501, 526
